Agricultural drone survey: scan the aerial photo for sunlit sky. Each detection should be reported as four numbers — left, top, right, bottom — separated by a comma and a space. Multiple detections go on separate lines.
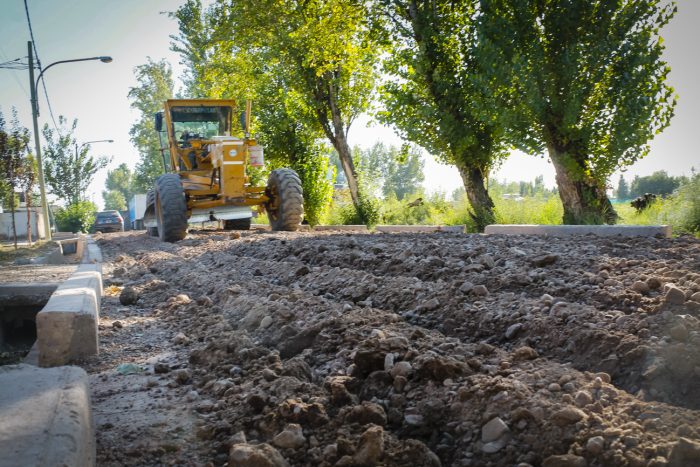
1, 0, 697, 208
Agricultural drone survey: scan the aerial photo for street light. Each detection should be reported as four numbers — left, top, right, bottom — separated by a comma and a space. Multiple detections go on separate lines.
27, 41, 112, 240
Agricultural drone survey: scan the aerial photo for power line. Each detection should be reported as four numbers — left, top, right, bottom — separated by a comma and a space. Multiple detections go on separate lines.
0, 45, 30, 99
23, 0, 61, 133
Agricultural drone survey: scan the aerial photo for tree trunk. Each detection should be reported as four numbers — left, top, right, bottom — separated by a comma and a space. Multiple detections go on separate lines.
25, 191, 32, 246
548, 144, 617, 224
457, 165, 495, 232
10, 193, 17, 250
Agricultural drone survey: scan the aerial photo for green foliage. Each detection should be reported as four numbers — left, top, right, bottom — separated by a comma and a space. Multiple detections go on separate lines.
616, 175, 630, 200
325, 190, 381, 227
348, 143, 425, 200
0, 109, 33, 211
378, 0, 506, 229
617, 174, 700, 236
128, 59, 174, 192
103, 190, 127, 211
380, 191, 452, 225
42, 116, 110, 206
103, 163, 133, 206
629, 170, 684, 198
54, 201, 97, 233
479, 0, 677, 223
291, 151, 335, 227
181, 0, 383, 222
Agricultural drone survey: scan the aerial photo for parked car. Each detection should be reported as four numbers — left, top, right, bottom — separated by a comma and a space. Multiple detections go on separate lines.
93, 211, 124, 233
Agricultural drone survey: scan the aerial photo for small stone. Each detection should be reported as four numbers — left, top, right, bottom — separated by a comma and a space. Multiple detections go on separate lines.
669, 323, 689, 342
482, 439, 507, 453
390, 361, 413, 379
346, 402, 387, 426
174, 369, 191, 384
404, 414, 425, 426
295, 265, 310, 276
481, 417, 509, 443
647, 277, 662, 289
353, 425, 384, 466
665, 285, 686, 305
229, 443, 289, 467
473, 285, 489, 296
548, 383, 561, 392
505, 323, 523, 339
574, 390, 593, 407
459, 281, 474, 293
586, 436, 605, 454
384, 353, 395, 371
551, 407, 586, 426
262, 368, 278, 381
512, 346, 539, 361
173, 333, 189, 345
419, 298, 440, 311
175, 294, 191, 304
230, 430, 247, 445
229, 232, 241, 239
668, 438, 700, 467
531, 254, 558, 267
154, 362, 170, 374
119, 286, 139, 305
631, 281, 650, 294
691, 292, 700, 303
542, 454, 587, 467
259, 316, 273, 329
112, 320, 123, 329
272, 423, 306, 449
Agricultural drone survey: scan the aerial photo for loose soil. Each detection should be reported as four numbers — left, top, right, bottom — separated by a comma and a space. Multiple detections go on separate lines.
83, 230, 700, 467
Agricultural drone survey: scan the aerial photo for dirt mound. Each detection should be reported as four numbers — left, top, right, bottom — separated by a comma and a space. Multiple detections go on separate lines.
86, 230, 700, 466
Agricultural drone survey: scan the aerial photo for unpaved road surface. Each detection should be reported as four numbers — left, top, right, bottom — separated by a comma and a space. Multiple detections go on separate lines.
84, 230, 700, 466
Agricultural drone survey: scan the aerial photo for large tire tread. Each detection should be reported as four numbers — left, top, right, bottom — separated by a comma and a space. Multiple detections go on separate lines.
155, 174, 188, 242
266, 168, 303, 231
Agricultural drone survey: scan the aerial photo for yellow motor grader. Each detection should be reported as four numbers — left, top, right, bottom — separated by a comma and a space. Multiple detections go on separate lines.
143, 99, 303, 242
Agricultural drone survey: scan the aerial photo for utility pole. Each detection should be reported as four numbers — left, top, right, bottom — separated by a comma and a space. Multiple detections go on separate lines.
28, 41, 52, 241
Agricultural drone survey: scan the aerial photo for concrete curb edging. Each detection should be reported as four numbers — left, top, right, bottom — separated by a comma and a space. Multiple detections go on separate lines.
484, 224, 672, 237
35, 235, 103, 367
0, 364, 95, 467
375, 225, 465, 233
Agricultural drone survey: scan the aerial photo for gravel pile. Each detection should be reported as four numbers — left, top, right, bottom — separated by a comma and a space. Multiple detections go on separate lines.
86, 230, 700, 466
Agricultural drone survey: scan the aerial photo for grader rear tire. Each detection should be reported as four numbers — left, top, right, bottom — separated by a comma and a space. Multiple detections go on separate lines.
146, 190, 158, 237
155, 174, 188, 242
223, 218, 252, 230
265, 168, 303, 231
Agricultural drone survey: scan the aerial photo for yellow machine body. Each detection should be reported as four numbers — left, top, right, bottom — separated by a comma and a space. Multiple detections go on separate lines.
161, 99, 267, 222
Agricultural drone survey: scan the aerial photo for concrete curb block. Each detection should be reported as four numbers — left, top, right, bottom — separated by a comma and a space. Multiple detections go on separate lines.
375, 225, 466, 233
484, 224, 672, 237
0, 364, 95, 467
35, 236, 103, 367
313, 225, 369, 232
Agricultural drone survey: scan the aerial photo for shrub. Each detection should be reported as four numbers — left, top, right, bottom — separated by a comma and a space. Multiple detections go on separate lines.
55, 201, 96, 233
292, 152, 335, 227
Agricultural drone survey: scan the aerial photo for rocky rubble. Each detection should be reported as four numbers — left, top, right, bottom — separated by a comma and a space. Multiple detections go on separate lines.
87, 230, 700, 466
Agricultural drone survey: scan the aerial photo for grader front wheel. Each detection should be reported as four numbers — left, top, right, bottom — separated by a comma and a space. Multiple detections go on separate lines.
155, 174, 188, 242
265, 168, 303, 231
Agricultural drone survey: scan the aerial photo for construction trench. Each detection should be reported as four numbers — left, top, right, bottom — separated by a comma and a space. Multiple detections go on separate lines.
83, 229, 700, 467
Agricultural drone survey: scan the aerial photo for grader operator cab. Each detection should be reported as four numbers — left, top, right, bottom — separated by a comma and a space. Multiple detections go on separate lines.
143, 99, 303, 242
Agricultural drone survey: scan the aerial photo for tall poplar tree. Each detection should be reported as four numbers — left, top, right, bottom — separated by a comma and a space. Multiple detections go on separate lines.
479, 0, 677, 224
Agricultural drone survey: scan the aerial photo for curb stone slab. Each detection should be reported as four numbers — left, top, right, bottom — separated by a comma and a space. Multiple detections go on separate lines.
0, 364, 94, 467
484, 224, 671, 238
35, 235, 103, 367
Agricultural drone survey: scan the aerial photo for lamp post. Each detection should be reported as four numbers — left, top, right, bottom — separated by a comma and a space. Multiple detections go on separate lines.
27, 40, 112, 241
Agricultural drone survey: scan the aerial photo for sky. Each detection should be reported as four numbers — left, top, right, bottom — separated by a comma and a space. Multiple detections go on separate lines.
0, 0, 698, 209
